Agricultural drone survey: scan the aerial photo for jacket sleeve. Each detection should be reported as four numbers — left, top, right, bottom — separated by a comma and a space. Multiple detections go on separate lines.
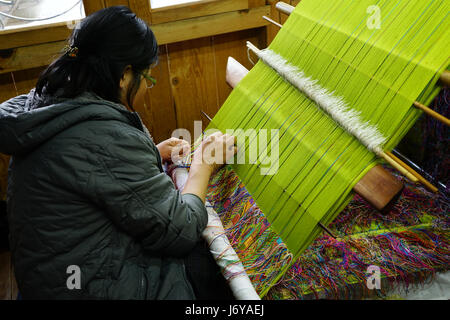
86, 129, 208, 257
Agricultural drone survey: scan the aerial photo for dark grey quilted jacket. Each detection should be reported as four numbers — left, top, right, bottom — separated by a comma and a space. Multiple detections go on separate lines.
0, 90, 207, 299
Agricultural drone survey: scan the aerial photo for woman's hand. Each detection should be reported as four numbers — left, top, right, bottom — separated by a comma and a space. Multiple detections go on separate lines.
182, 131, 237, 202
156, 137, 190, 164
192, 131, 237, 174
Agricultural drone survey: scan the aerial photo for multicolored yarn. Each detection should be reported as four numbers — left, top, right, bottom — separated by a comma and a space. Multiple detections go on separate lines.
206, 165, 449, 299
206, 166, 294, 296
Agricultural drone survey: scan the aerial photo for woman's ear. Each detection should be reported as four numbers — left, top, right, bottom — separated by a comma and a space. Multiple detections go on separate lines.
119, 65, 133, 90
119, 65, 134, 109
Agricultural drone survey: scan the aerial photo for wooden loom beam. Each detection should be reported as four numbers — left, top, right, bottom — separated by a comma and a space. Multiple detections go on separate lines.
225, 57, 404, 212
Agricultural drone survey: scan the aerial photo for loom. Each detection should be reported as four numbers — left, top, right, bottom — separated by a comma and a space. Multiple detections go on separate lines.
196, 0, 449, 298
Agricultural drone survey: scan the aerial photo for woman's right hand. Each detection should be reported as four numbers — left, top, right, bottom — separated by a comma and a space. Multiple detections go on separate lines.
192, 131, 237, 174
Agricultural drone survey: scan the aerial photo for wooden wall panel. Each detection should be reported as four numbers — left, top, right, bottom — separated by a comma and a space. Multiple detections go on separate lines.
0, 23, 71, 51
82, 0, 107, 15
151, 6, 270, 45
213, 27, 266, 107
11, 67, 46, 96
104, 0, 130, 7
167, 37, 219, 139
150, 0, 248, 24
265, 0, 303, 45
0, 154, 10, 202
0, 41, 64, 75
128, 0, 152, 23
0, 72, 17, 103
0, 251, 12, 300
146, 45, 177, 143
0, 251, 17, 300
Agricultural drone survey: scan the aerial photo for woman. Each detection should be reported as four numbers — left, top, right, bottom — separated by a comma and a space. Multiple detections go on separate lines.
0, 6, 236, 299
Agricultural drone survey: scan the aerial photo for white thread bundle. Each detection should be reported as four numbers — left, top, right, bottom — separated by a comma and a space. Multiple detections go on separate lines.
247, 43, 387, 155
203, 202, 260, 300
169, 165, 260, 300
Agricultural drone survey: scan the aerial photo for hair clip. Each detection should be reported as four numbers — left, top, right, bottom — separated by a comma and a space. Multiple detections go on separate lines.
63, 45, 79, 58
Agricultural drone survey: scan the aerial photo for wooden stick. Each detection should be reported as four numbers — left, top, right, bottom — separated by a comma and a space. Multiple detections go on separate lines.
413, 101, 450, 126
379, 151, 419, 183
318, 222, 337, 239
262, 15, 283, 28
385, 151, 438, 193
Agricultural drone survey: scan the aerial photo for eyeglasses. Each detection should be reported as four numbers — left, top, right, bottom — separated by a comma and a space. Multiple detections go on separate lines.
141, 72, 157, 89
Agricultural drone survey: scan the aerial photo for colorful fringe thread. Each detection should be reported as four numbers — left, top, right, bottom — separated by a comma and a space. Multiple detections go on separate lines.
206, 165, 449, 299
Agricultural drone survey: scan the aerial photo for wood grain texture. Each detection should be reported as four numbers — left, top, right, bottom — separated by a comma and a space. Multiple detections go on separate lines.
104, 0, 130, 7
0, 72, 17, 103
0, 42, 64, 74
0, 23, 71, 51
146, 45, 177, 143
129, 0, 152, 24
248, 0, 266, 8
151, 6, 270, 45
0, 251, 12, 300
213, 28, 266, 106
0, 154, 10, 202
82, 0, 106, 15
151, 0, 248, 24
167, 37, 219, 138
11, 67, 46, 96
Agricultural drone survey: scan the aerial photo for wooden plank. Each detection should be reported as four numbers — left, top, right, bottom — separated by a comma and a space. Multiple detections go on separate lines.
151, 0, 248, 24
0, 5, 270, 50
167, 37, 219, 137
128, 0, 153, 24
213, 28, 266, 107
12, 67, 47, 96
265, 0, 281, 45
0, 22, 71, 51
0, 72, 17, 103
0, 41, 65, 74
150, 0, 219, 11
0, 153, 10, 202
146, 45, 177, 143
10, 264, 18, 300
151, 5, 271, 45
104, 0, 130, 6
82, 0, 106, 15
140, 89, 155, 140
248, 0, 266, 7
0, 250, 12, 300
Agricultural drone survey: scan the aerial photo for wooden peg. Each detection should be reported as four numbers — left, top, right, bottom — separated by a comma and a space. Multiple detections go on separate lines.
413, 101, 450, 126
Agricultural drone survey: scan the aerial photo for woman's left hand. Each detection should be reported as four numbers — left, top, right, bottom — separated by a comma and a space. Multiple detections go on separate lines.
156, 137, 191, 164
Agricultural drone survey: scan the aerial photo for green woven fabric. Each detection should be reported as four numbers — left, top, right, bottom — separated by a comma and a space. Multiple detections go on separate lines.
207, 0, 449, 262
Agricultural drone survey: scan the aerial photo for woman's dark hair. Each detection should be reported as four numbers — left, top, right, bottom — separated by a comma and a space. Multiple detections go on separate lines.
35, 6, 158, 109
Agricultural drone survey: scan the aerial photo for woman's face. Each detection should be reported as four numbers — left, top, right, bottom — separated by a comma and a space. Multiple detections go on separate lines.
119, 66, 149, 113
132, 74, 148, 112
